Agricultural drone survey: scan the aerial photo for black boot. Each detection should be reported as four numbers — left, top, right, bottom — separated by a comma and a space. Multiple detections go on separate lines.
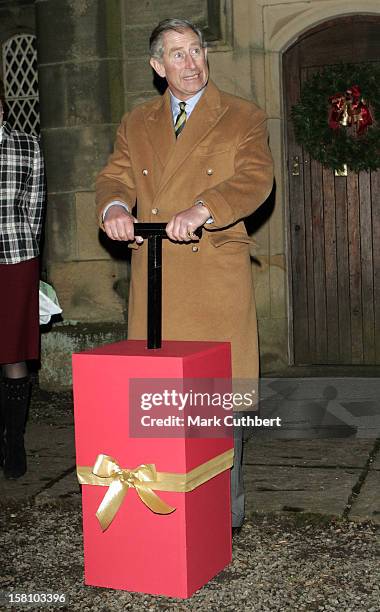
1, 376, 30, 479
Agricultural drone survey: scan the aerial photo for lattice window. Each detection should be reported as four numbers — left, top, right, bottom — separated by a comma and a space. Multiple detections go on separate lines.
2, 34, 40, 135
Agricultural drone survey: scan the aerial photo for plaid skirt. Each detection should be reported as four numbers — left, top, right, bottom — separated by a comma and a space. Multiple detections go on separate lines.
0, 257, 40, 363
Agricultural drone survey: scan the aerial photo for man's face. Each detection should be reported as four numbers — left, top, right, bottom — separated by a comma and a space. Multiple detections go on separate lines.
150, 28, 208, 100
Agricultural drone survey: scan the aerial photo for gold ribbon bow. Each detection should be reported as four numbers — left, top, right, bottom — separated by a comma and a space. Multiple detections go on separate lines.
77, 448, 234, 531
86, 454, 175, 530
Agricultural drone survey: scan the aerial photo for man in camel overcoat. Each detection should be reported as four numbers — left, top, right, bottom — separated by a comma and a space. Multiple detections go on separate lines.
96, 18, 274, 530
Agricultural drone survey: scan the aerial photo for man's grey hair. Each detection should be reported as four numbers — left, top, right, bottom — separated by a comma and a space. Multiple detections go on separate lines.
149, 18, 206, 60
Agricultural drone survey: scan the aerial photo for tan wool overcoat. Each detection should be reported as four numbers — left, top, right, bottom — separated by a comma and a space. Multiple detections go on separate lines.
96, 80, 274, 382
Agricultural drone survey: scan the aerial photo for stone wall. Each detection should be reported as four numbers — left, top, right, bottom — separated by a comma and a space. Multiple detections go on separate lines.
34, 0, 230, 325
35, 0, 233, 326
35, 0, 127, 322
4, 0, 380, 378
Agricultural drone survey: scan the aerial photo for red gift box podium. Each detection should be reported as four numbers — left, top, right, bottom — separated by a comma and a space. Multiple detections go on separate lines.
73, 339, 234, 599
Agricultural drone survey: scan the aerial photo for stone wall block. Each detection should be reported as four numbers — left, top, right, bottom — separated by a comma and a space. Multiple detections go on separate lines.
38, 59, 123, 129
240, 0, 263, 49
40, 322, 127, 389
48, 260, 127, 322
36, 0, 121, 64
44, 192, 77, 263
251, 222, 270, 257
253, 262, 271, 319
123, 0, 205, 27
124, 24, 153, 59
264, 51, 282, 118
75, 191, 114, 261
124, 58, 156, 93
0, 5, 36, 45
250, 51, 266, 110
41, 124, 118, 193
207, 52, 236, 96
267, 117, 285, 257
269, 259, 287, 319
258, 317, 288, 373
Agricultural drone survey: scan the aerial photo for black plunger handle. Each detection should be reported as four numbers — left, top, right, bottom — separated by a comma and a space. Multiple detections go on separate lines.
133, 223, 202, 349
134, 223, 202, 239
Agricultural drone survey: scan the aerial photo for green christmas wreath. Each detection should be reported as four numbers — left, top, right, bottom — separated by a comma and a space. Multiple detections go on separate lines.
291, 62, 380, 173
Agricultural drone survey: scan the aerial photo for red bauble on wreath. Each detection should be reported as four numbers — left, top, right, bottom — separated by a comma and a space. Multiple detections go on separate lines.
292, 63, 380, 173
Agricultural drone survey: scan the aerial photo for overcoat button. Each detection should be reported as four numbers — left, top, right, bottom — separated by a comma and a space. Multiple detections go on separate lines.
207, 168, 213, 175
192, 246, 199, 253
152, 207, 159, 215
142, 169, 148, 175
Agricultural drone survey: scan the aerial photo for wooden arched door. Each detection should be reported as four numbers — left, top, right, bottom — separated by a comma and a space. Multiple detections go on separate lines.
284, 16, 380, 366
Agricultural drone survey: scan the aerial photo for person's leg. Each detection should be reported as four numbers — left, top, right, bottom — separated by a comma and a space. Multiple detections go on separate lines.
3, 362, 28, 379
1, 361, 30, 479
230, 418, 245, 529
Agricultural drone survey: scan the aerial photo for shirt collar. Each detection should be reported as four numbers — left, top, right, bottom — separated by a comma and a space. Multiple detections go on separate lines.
169, 86, 206, 122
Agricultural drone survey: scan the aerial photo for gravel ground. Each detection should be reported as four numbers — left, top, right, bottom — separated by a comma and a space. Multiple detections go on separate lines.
2, 387, 378, 611
28, 386, 73, 423
0, 504, 378, 612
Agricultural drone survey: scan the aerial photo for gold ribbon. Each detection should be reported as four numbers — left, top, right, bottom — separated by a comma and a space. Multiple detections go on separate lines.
77, 448, 234, 531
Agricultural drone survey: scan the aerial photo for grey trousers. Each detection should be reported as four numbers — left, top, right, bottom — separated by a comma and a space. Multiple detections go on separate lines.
230, 422, 245, 528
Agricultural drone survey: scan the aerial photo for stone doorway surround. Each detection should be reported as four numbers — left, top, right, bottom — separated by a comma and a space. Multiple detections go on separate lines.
208, 0, 380, 371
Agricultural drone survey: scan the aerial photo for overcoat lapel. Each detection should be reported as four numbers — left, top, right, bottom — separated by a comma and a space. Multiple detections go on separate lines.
144, 90, 176, 168
144, 81, 229, 197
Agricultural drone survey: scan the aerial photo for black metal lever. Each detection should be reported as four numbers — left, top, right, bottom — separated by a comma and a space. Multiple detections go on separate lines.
133, 223, 202, 349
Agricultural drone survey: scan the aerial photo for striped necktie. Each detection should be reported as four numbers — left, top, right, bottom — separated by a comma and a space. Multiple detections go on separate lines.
174, 101, 187, 138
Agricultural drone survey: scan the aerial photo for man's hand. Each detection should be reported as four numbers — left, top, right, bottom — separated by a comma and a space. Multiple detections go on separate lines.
103, 206, 143, 243
166, 204, 211, 242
